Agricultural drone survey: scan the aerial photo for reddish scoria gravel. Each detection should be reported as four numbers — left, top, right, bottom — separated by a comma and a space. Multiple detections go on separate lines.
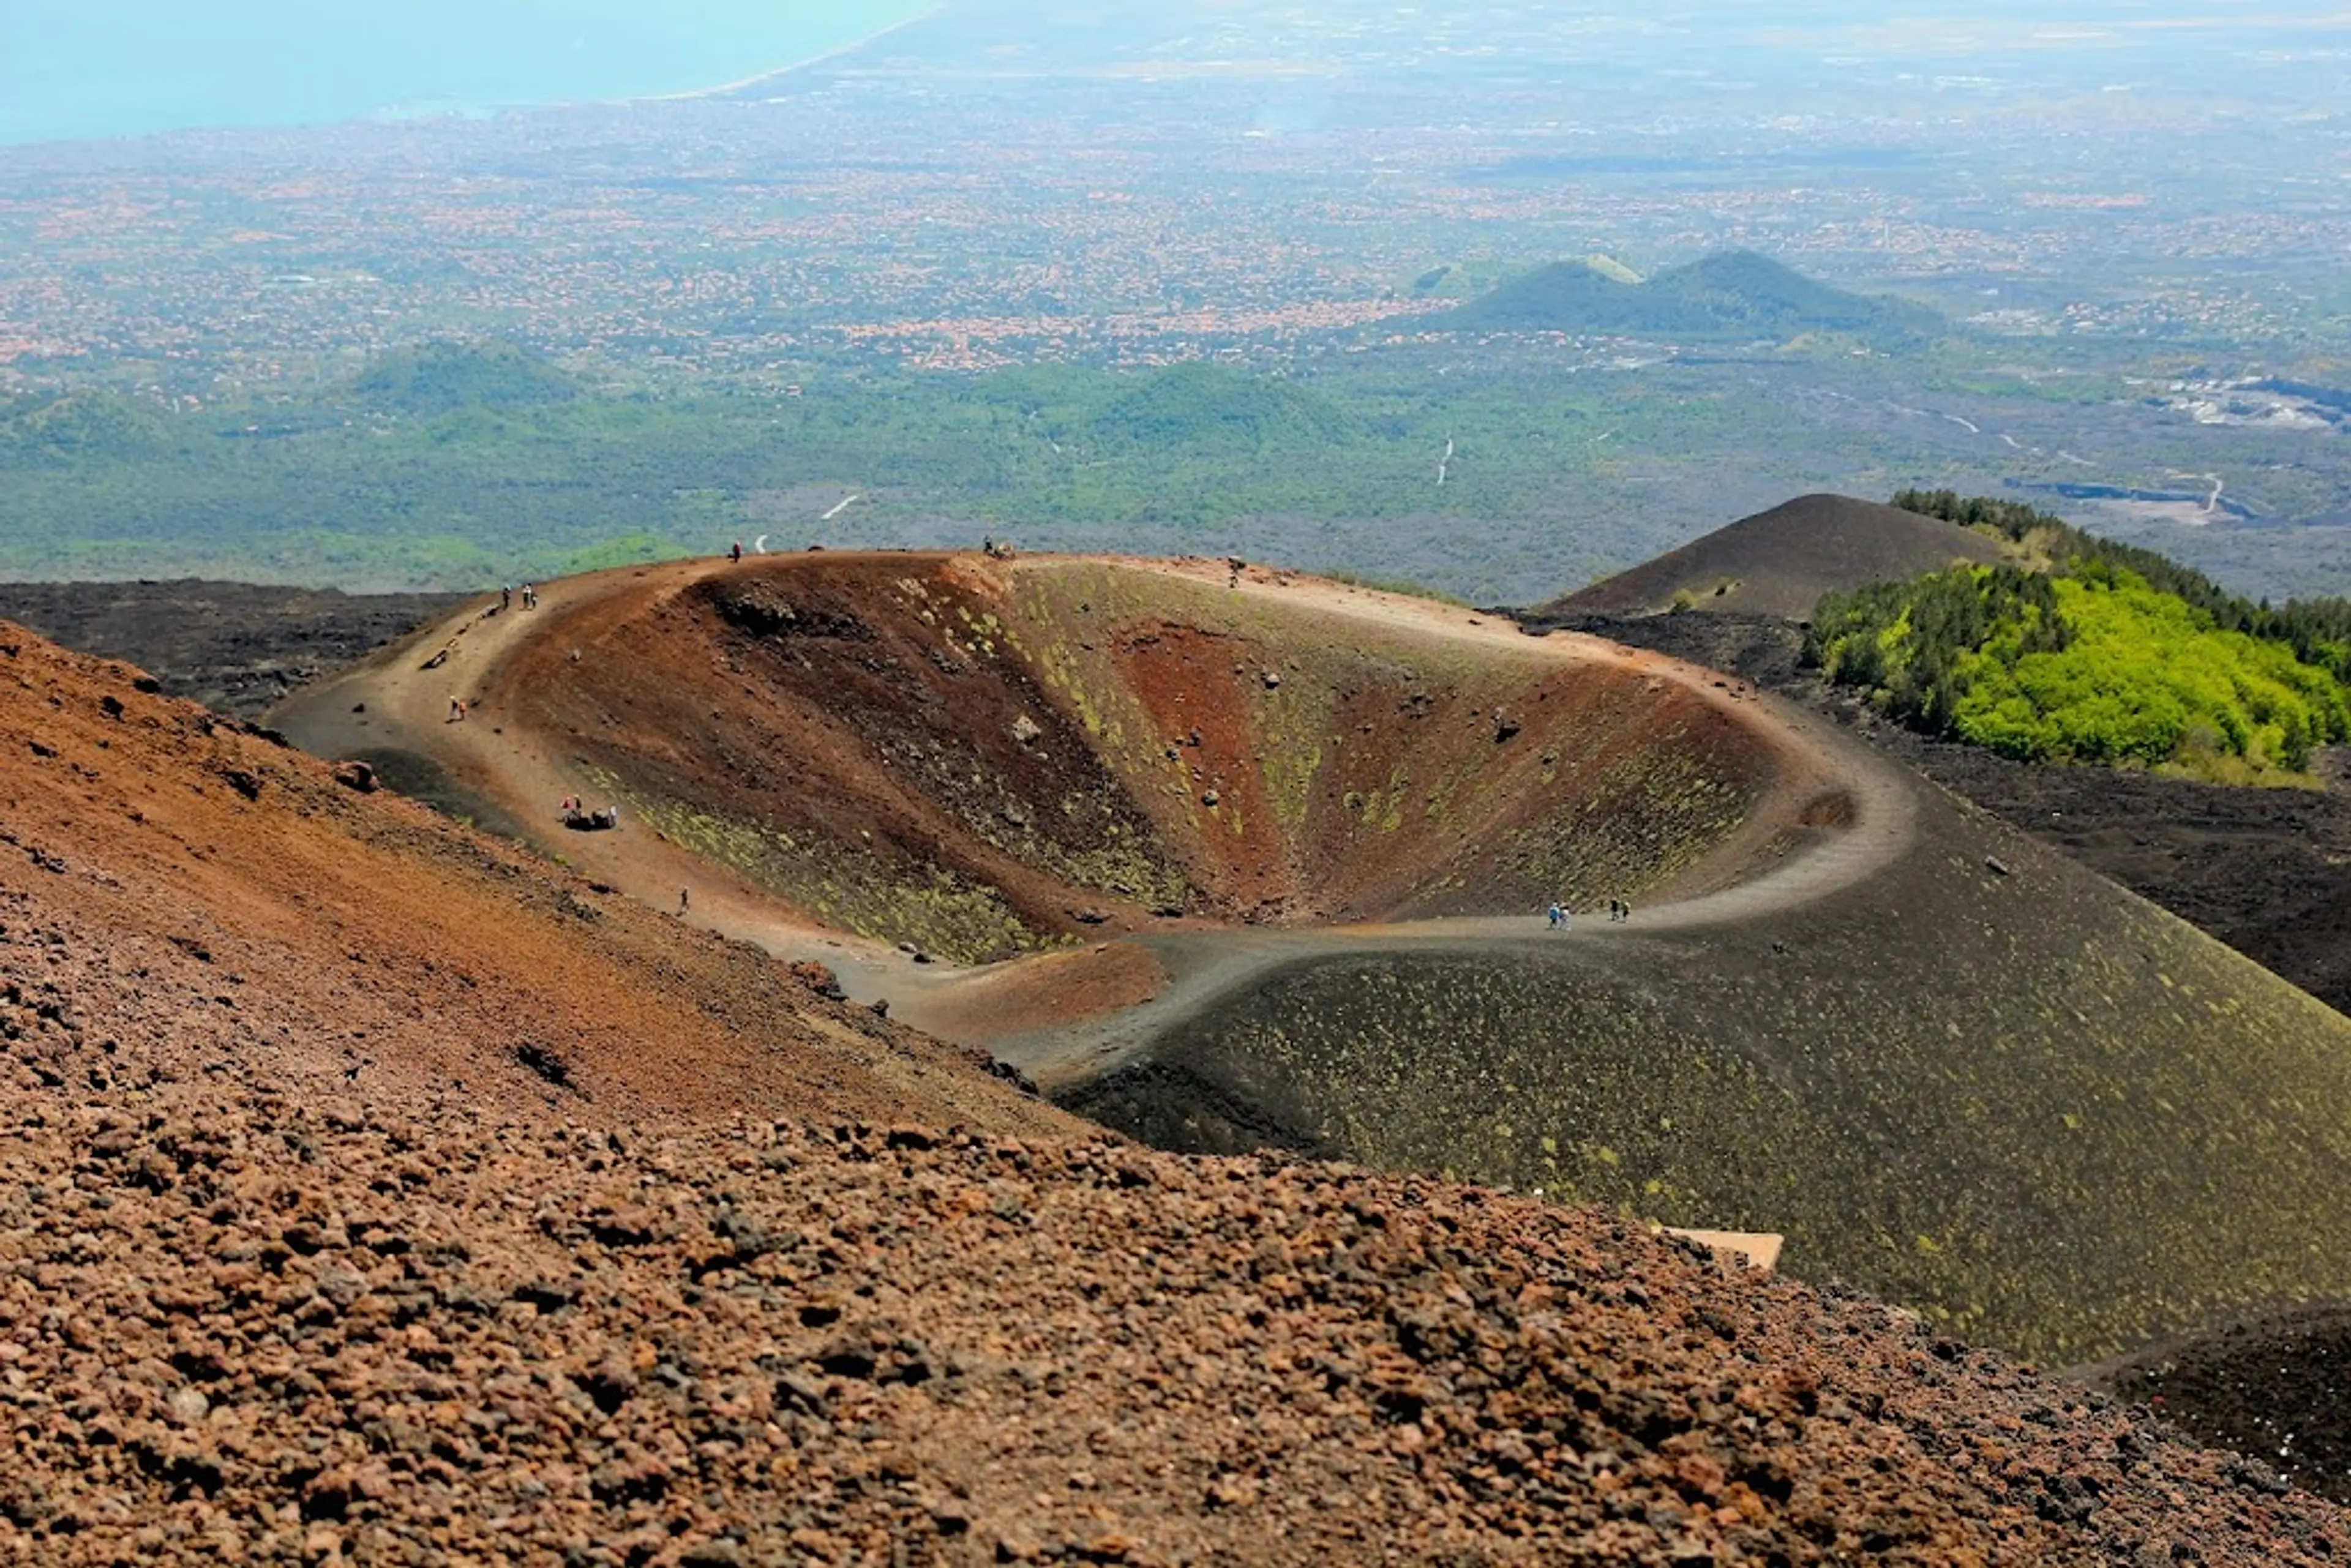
1, 1095, 2346, 1567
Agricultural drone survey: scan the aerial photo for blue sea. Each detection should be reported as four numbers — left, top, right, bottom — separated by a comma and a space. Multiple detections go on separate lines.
1, 1, 931, 146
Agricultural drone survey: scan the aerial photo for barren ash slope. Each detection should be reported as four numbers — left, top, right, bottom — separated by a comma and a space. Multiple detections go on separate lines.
0, 623, 1063, 1135
276, 551, 2351, 1375
1547, 494, 2009, 620
5, 619, 2349, 1565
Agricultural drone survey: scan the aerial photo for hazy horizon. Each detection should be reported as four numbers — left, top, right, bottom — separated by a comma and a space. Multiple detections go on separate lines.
15, 1, 2351, 149
1, 1, 932, 147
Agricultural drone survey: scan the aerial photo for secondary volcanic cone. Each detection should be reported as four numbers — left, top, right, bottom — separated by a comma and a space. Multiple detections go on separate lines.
1540, 492, 2011, 620
276, 554, 2351, 1369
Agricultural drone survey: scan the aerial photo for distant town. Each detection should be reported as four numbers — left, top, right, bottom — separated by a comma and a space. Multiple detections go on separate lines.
4, 2, 2345, 396
4, 2, 2350, 601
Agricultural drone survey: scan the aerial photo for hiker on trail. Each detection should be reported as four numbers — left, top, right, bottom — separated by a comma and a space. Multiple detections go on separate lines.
1547, 903, 1563, 929
500, 584, 512, 610
449, 696, 465, 723
522, 583, 537, 609
730, 541, 743, 563
679, 888, 691, 913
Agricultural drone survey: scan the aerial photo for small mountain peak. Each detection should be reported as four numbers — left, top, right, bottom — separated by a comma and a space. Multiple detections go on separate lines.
350, 337, 581, 416
1541, 492, 2007, 620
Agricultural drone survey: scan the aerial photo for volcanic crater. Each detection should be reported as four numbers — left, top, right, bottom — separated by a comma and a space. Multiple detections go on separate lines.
275, 552, 2351, 1367
498, 553, 1820, 963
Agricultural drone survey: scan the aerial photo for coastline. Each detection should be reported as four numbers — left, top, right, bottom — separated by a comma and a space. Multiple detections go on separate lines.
2, 6, 951, 148
643, 4, 948, 102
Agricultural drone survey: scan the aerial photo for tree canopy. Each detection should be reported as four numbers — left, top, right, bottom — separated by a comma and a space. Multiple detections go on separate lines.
1809, 495, 2351, 780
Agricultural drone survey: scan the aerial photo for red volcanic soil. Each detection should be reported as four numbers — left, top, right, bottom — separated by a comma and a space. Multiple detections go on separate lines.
0, 618, 1070, 1133
451, 553, 1818, 966
496, 554, 1196, 958
913, 941, 1171, 1046
6, 622, 2351, 1562
11, 1110, 2351, 1568
1547, 494, 2008, 620
1078, 587, 1786, 928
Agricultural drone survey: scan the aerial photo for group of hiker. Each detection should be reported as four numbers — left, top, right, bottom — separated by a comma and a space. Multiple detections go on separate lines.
498, 582, 539, 612
1546, 897, 1634, 930
559, 795, 620, 831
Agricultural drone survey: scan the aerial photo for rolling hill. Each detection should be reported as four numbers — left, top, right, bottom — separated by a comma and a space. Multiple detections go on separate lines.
349, 337, 582, 416
0, 388, 176, 461
1543, 493, 2010, 620
1440, 250, 1947, 346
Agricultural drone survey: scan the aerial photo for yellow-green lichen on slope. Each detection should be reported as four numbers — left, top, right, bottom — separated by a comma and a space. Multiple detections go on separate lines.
1065, 776, 2351, 1366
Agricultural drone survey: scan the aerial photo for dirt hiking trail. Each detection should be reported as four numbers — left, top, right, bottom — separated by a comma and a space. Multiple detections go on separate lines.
274, 552, 1917, 1070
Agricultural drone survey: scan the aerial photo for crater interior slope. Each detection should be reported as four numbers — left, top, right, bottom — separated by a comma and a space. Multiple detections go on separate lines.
492, 553, 1829, 961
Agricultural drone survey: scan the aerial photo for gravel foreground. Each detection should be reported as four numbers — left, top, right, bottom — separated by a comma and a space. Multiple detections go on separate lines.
2, 1093, 2345, 1567
4, 624, 2349, 1564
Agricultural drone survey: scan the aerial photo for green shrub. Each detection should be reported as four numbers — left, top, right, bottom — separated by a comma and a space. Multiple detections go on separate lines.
1813, 559, 2349, 779
1891, 488, 2351, 683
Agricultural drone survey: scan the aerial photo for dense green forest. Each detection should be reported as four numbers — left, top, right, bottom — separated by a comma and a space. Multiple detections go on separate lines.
1809, 495, 2351, 781
1891, 489, 2351, 683
0, 344, 1717, 596
9, 333, 2351, 607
